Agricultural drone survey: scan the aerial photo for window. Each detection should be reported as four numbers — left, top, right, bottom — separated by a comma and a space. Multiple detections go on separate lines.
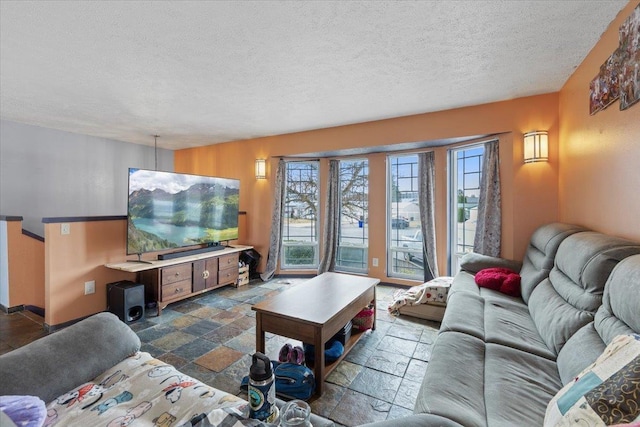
387, 154, 423, 280
449, 144, 484, 273
336, 159, 368, 273
281, 161, 319, 269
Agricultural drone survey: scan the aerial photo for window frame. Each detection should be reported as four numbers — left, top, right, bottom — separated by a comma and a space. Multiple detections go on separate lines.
386, 153, 424, 281
447, 143, 485, 274
335, 158, 369, 274
280, 160, 320, 270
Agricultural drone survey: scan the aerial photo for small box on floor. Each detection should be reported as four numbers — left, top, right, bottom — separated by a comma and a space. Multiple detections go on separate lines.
236, 265, 250, 287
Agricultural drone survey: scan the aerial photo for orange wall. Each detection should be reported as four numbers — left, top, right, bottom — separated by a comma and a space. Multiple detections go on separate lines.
6, 221, 45, 308
44, 219, 135, 326
559, 1, 640, 241
175, 93, 560, 285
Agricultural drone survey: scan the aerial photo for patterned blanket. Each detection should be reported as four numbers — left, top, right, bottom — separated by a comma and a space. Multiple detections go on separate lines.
44, 352, 263, 427
388, 276, 453, 315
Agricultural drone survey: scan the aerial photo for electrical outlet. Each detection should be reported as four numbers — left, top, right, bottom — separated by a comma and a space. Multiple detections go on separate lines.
372, 258, 379, 267
61, 223, 70, 235
84, 280, 95, 295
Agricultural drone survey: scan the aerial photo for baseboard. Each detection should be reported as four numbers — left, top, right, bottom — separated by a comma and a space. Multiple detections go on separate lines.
0, 304, 24, 314
44, 312, 98, 333
25, 305, 45, 317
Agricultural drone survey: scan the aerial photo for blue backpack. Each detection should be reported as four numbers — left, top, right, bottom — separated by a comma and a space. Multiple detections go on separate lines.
241, 361, 316, 401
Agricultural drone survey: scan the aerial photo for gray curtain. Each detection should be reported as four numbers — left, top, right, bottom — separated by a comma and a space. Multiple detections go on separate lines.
260, 159, 286, 281
418, 152, 439, 281
318, 160, 340, 274
473, 140, 501, 257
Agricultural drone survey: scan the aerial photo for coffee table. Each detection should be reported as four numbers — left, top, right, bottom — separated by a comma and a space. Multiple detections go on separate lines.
252, 272, 379, 395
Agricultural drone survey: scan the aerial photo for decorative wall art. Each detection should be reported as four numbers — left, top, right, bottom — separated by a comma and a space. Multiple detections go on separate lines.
589, 3, 639, 114
619, 3, 639, 110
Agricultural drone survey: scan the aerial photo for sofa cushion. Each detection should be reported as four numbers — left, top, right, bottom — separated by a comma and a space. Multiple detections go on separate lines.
0, 312, 140, 403
482, 297, 555, 360
528, 232, 640, 355
441, 283, 555, 359
519, 223, 586, 303
414, 331, 487, 427
448, 268, 482, 296
458, 252, 522, 275
594, 254, 640, 343
440, 291, 486, 340
361, 414, 465, 427
556, 324, 607, 385
485, 343, 563, 427
556, 254, 640, 385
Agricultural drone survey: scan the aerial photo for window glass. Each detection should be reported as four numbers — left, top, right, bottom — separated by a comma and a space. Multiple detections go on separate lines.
336, 159, 369, 273
281, 161, 319, 269
449, 145, 484, 273
387, 154, 423, 280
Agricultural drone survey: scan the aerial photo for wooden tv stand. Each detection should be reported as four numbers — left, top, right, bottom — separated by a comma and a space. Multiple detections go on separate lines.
105, 245, 252, 315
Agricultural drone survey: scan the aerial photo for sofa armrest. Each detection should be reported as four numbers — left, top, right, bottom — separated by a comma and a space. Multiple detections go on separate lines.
0, 312, 140, 403
459, 252, 522, 274
361, 414, 465, 427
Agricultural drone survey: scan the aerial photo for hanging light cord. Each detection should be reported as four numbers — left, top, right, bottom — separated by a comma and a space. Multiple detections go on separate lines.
154, 135, 159, 170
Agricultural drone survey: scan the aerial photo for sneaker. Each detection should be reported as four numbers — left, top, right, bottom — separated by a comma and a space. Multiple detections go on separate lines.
278, 343, 292, 363
290, 346, 305, 365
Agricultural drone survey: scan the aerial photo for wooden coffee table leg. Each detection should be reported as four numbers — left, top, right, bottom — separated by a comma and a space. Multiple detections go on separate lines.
372, 286, 377, 331
256, 313, 265, 353
314, 326, 324, 395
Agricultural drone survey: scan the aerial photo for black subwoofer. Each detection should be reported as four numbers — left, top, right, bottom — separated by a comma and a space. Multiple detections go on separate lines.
107, 281, 145, 323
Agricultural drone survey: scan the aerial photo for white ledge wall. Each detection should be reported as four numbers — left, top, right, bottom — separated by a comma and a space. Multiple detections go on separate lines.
0, 119, 174, 236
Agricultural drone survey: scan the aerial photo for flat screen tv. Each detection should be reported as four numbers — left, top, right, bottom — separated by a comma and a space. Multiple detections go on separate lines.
127, 168, 240, 255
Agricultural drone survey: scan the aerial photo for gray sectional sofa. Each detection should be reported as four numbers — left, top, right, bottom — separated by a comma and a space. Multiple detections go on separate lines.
366, 222, 640, 427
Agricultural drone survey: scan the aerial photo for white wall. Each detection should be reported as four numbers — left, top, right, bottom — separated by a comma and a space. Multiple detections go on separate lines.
0, 120, 174, 235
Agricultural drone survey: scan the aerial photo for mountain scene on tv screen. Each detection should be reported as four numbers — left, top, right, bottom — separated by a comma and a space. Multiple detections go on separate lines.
127, 171, 239, 253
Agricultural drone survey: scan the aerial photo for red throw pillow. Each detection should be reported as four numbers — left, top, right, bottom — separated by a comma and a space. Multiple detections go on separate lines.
474, 268, 521, 297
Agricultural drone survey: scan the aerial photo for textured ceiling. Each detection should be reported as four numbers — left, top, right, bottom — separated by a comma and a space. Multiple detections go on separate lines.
0, 1, 627, 150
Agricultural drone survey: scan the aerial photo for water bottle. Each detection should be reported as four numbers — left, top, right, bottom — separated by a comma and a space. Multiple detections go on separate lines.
249, 352, 278, 423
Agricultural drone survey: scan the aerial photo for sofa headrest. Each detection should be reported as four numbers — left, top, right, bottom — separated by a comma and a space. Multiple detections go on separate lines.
520, 222, 586, 303
550, 231, 640, 312
528, 231, 640, 355
594, 254, 640, 344
0, 312, 141, 403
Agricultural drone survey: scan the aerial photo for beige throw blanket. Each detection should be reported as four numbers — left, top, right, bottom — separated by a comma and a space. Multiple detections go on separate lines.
388, 276, 454, 315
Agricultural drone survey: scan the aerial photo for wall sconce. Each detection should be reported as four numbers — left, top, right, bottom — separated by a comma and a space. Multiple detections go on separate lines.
523, 131, 549, 163
255, 159, 266, 179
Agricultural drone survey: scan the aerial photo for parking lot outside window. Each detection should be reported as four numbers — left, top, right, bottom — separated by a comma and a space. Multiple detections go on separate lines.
387, 154, 424, 280
448, 144, 484, 274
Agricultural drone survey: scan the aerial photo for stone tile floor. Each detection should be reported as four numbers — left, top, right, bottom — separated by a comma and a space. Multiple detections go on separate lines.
0, 277, 440, 426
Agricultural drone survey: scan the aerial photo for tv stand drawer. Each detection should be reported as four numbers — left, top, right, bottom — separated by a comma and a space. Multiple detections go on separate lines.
218, 253, 239, 269
161, 264, 192, 286
162, 279, 192, 301
218, 268, 239, 286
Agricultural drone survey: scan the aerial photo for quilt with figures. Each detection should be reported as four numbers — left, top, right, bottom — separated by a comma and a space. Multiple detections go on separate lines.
44, 351, 266, 427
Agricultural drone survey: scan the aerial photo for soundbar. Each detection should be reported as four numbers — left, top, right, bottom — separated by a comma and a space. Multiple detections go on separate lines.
157, 244, 226, 260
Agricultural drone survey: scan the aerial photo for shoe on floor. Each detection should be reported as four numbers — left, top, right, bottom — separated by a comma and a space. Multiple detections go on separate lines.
279, 343, 293, 363
291, 345, 305, 365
